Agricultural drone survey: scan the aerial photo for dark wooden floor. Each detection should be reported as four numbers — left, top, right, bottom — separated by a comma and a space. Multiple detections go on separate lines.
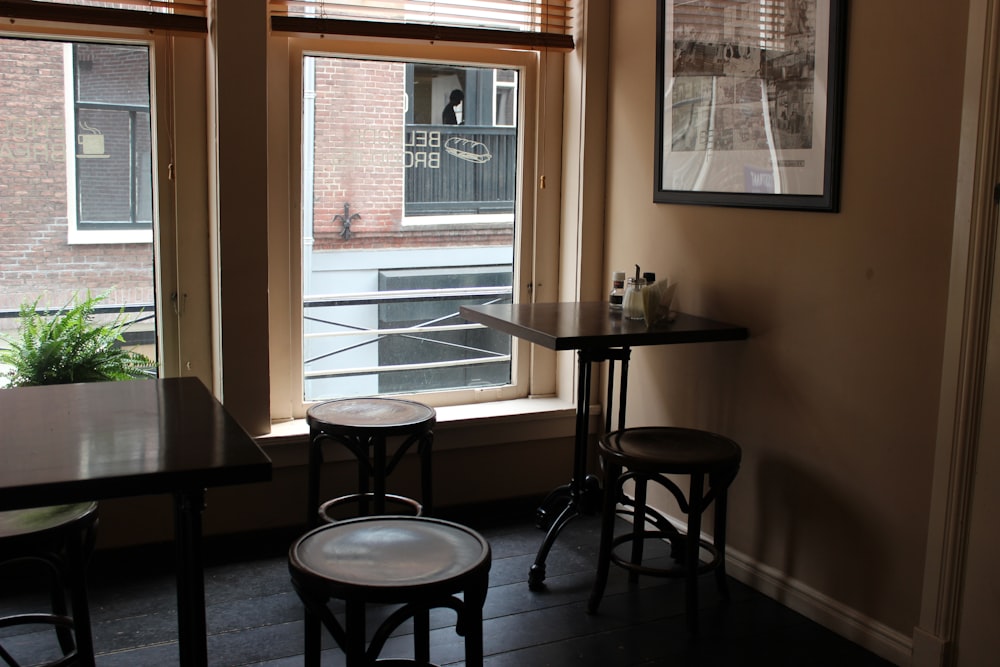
2, 501, 896, 666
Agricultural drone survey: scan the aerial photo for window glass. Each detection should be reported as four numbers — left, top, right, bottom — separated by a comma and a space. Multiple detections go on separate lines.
0, 36, 158, 374
73, 43, 153, 230
301, 55, 517, 402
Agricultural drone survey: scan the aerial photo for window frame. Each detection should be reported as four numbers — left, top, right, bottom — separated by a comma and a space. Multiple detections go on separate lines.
269, 36, 555, 420
0, 19, 213, 389
63, 41, 155, 245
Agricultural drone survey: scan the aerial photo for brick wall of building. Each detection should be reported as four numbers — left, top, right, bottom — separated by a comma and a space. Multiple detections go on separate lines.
0, 38, 153, 329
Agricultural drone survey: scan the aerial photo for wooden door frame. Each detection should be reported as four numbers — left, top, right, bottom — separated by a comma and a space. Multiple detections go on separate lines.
913, 0, 1000, 665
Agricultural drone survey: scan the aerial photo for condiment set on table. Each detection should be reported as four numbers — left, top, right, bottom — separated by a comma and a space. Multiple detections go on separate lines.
609, 264, 676, 324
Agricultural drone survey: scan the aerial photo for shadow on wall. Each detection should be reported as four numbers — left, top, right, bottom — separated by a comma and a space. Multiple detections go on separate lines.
751, 456, 887, 618
621, 341, 749, 432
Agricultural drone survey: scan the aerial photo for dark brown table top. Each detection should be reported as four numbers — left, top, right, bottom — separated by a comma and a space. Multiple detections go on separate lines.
460, 302, 748, 351
0, 377, 272, 511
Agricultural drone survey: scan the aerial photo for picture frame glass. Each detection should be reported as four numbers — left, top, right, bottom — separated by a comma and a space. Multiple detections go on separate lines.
655, 0, 845, 211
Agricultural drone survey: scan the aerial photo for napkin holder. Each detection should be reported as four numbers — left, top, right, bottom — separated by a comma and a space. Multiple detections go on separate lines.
642, 280, 677, 326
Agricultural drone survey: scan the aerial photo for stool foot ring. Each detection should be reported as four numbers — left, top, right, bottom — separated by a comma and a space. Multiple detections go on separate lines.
608, 531, 721, 577
318, 492, 423, 524
0, 612, 81, 667
615, 501, 682, 541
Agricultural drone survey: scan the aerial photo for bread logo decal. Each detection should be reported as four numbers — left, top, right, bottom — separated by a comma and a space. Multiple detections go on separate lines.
444, 137, 492, 164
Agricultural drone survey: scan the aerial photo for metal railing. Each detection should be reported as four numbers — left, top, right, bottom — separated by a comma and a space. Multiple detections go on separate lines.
1, 286, 514, 395
0, 303, 156, 347
303, 285, 512, 384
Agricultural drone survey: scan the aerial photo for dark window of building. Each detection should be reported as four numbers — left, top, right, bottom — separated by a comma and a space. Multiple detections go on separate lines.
73, 43, 153, 230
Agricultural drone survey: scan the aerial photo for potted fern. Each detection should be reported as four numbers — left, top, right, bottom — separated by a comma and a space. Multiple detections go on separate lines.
0, 291, 156, 387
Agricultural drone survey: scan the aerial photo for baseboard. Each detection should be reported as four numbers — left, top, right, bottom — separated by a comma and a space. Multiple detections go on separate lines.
725, 547, 913, 666
910, 626, 950, 667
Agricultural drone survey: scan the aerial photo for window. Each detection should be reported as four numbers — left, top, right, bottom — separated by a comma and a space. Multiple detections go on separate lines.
0, 0, 214, 400
67, 42, 154, 244
298, 53, 524, 404
270, 38, 548, 416
0, 35, 158, 368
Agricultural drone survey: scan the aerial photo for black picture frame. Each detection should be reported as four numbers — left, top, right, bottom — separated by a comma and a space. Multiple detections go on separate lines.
654, 0, 847, 211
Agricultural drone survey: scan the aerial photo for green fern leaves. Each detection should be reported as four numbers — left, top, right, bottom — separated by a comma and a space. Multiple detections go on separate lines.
0, 292, 156, 387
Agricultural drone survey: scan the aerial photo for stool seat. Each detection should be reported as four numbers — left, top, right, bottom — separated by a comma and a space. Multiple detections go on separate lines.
0, 503, 96, 540
588, 427, 741, 634
289, 515, 491, 667
307, 398, 435, 435
292, 516, 490, 598
306, 398, 436, 526
600, 427, 741, 473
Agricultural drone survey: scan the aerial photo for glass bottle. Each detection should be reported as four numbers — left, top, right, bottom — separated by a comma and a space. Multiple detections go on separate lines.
609, 271, 625, 312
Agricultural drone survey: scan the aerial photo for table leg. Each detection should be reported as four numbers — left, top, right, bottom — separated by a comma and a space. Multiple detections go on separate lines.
529, 349, 607, 590
605, 348, 630, 432
174, 489, 208, 667
529, 347, 632, 590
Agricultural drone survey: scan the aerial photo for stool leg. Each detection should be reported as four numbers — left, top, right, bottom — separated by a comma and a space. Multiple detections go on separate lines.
629, 476, 648, 583
303, 604, 322, 667
66, 535, 95, 667
712, 470, 732, 600
588, 459, 621, 614
344, 599, 366, 667
685, 473, 704, 634
414, 608, 430, 663
419, 433, 434, 515
358, 436, 373, 516
308, 433, 323, 527
372, 436, 388, 515
463, 581, 487, 667
47, 562, 75, 656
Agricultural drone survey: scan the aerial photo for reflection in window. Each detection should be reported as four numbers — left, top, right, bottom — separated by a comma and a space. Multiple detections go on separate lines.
302, 56, 518, 401
73, 43, 152, 230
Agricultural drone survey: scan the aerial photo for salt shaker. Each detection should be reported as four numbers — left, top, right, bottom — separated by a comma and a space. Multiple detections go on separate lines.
623, 273, 646, 320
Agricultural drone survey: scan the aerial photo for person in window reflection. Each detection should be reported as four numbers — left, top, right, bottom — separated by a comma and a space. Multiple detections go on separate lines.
442, 89, 464, 125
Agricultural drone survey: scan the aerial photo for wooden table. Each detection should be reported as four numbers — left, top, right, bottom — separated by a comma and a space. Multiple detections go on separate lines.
0, 377, 273, 667
460, 302, 748, 590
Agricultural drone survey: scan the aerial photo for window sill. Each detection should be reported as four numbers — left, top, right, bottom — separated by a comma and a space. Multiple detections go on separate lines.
259, 396, 591, 469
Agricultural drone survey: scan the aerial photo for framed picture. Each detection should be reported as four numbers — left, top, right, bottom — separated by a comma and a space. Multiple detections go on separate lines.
654, 0, 847, 211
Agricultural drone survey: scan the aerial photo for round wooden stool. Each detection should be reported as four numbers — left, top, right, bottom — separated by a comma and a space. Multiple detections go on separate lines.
288, 515, 492, 667
0, 502, 98, 667
306, 398, 435, 526
587, 427, 741, 633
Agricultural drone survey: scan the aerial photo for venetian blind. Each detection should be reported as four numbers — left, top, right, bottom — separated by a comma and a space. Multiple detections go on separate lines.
0, 0, 207, 33
269, 0, 575, 51
672, 1, 787, 51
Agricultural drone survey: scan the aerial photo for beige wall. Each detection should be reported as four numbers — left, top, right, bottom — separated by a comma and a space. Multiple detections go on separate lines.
602, 0, 969, 644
